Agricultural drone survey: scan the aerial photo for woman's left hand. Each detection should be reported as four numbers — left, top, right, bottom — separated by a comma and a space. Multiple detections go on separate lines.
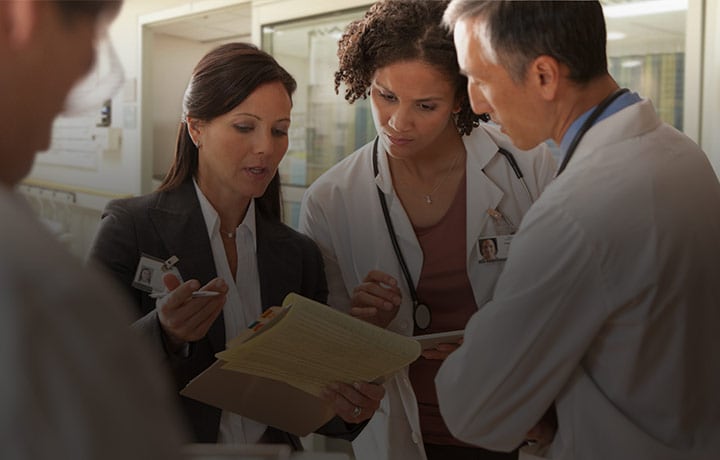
421, 339, 463, 360
320, 381, 385, 424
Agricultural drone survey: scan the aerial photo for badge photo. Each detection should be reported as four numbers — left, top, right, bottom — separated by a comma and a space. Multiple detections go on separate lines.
132, 254, 182, 293
477, 235, 513, 263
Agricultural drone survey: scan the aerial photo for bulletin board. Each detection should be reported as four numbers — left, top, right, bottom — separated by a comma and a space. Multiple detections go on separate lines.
35, 116, 105, 170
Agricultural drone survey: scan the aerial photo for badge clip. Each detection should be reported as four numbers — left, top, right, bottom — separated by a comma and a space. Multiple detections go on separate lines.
161, 255, 180, 272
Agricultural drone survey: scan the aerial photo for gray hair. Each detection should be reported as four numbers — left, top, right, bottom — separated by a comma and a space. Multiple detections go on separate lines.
443, 0, 608, 84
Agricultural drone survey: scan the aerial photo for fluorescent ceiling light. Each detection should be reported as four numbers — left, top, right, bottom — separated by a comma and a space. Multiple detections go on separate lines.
621, 60, 643, 68
603, 0, 688, 18
607, 31, 627, 40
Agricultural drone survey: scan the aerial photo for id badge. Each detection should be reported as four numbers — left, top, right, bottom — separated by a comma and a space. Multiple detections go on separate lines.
132, 254, 183, 293
477, 235, 513, 264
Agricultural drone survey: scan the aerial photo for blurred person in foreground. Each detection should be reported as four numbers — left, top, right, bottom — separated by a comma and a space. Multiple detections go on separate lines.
0, 1, 185, 458
437, 1, 720, 459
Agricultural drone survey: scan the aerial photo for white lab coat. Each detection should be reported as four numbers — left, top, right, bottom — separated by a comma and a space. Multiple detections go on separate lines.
436, 100, 720, 459
0, 187, 186, 459
299, 124, 556, 460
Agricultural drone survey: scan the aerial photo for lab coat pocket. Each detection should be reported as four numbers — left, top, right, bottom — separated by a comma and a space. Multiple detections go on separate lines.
469, 257, 506, 307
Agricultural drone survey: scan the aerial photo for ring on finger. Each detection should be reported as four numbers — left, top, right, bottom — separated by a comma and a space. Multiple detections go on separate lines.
352, 406, 362, 418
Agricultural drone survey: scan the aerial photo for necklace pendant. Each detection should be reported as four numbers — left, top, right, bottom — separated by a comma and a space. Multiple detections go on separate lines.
424, 195, 432, 204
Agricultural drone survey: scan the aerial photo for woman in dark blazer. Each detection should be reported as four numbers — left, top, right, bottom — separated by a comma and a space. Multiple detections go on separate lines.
89, 43, 382, 447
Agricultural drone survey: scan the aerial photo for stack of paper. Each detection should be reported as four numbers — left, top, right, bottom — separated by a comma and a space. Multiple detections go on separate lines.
181, 293, 421, 435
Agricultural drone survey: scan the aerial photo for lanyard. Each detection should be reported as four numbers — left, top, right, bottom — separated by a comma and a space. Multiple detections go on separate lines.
556, 88, 629, 176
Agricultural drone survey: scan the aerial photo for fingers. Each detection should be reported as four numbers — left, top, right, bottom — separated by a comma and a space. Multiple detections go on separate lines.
362, 269, 397, 285
351, 381, 385, 401
359, 271, 402, 306
350, 271, 402, 328
351, 285, 400, 312
198, 277, 229, 296
162, 272, 182, 291
421, 341, 462, 360
525, 406, 557, 447
157, 277, 228, 344
320, 381, 385, 424
422, 349, 453, 360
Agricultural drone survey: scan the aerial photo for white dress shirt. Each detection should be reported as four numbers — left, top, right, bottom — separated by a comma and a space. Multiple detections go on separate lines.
193, 180, 266, 444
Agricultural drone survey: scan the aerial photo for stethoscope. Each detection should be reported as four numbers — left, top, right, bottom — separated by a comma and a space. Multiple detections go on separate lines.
556, 87, 629, 176
370, 88, 628, 330
372, 137, 531, 331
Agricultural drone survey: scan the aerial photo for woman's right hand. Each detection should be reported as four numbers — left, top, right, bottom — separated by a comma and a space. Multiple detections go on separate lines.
156, 273, 228, 351
350, 270, 402, 328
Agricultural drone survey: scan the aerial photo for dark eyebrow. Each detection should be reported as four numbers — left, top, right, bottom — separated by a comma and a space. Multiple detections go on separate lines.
233, 112, 291, 124
372, 82, 445, 104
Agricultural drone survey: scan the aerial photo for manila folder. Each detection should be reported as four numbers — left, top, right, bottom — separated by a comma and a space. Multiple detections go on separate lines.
180, 360, 335, 436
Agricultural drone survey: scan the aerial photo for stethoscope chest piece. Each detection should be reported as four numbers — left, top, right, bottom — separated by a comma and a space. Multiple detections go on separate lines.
414, 302, 431, 331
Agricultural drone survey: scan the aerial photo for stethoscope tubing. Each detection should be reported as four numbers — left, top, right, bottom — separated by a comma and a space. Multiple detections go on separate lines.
372, 136, 531, 331
556, 88, 630, 176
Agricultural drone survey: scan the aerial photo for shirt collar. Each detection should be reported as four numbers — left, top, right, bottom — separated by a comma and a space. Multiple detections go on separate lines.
560, 90, 642, 154
192, 178, 257, 251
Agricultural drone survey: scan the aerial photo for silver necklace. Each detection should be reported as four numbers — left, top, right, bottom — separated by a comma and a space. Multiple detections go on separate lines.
220, 228, 236, 239
414, 149, 463, 204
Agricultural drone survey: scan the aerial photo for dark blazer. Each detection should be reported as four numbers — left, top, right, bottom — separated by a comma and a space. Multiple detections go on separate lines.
89, 180, 363, 446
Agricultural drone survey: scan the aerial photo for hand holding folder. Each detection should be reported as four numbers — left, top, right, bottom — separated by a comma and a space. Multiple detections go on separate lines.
181, 293, 421, 436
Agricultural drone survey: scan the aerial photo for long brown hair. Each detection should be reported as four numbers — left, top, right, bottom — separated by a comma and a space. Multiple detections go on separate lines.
159, 42, 297, 221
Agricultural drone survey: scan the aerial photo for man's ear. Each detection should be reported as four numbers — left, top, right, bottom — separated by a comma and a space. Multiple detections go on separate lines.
0, 0, 36, 48
528, 55, 561, 101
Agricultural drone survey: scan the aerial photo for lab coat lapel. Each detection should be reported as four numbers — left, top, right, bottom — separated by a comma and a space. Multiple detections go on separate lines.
463, 130, 505, 262
373, 138, 424, 286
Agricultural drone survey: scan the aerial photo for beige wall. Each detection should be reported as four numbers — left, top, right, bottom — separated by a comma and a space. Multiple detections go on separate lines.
151, 34, 212, 178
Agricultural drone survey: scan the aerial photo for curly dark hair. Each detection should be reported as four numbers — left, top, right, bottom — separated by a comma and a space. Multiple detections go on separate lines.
335, 0, 480, 135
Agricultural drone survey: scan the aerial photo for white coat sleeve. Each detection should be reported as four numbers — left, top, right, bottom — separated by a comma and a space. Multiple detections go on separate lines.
435, 202, 611, 451
298, 187, 353, 313
0, 258, 186, 459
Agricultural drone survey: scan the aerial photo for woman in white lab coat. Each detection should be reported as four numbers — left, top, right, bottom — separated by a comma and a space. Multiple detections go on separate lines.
298, 1, 556, 459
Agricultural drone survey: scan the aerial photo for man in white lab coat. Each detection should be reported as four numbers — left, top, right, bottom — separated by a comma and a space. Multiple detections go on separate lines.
0, 1, 185, 458
437, 1, 720, 459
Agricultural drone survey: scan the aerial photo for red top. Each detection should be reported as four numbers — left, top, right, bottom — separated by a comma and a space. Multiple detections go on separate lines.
409, 173, 478, 446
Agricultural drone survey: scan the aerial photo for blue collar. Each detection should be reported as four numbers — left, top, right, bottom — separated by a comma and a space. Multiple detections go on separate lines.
559, 90, 642, 154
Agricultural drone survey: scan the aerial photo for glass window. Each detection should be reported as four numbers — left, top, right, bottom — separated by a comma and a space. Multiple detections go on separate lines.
603, 0, 688, 129
262, 8, 373, 227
